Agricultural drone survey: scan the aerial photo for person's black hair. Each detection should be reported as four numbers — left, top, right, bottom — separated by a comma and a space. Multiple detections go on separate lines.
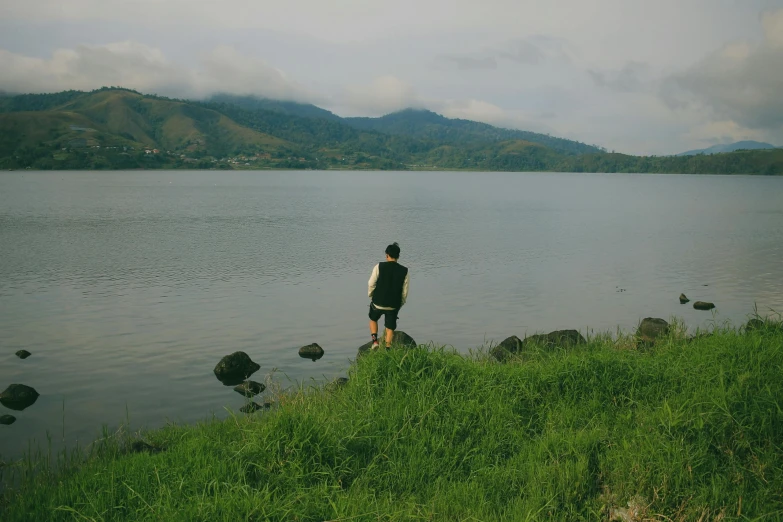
385, 242, 401, 259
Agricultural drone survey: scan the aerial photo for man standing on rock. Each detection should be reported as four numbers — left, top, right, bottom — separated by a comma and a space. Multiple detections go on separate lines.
368, 242, 410, 350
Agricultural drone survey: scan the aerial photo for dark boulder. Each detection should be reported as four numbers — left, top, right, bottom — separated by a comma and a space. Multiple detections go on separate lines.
15, 350, 31, 359
240, 401, 271, 414
0, 414, 16, 425
357, 331, 417, 358
0, 384, 40, 411
745, 318, 765, 332
298, 343, 325, 361
325, 377, 349, 392
491, 331, 586, 362
636, 318, 669, 345
233, 380, 265, 397
214, 352, 260, 386
523, 330, 586, 350
679, 294, 689, 304
489, 335, 524, 362
693, 301, 716, 311
130, 440, 165, 454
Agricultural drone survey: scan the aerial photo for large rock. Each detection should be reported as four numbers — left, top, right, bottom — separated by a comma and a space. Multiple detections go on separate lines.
491, 331, 586, 362
15, 350, 31, 359
240, 401, 271, 414
744, 318, 781, 333
0, 414, 16, 425
214, 352, 261, 386
233, 381, 265, 397
523, 330, 586, 350
679, 294, 689, 304
635, 318, 669, 345
298, 343, 324, 361
0, 384, 40, 411
693, 301, 715, 311
489, 335, 523, 362
357, 331, 417, 358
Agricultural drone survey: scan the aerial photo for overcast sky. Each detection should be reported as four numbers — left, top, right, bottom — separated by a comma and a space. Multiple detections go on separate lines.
1, 0, 782, 154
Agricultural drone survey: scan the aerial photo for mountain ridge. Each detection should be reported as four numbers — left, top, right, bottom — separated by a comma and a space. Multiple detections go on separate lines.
676, 140, 777, 156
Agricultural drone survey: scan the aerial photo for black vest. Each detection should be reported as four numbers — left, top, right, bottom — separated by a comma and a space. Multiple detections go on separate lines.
373, 261, 408, 309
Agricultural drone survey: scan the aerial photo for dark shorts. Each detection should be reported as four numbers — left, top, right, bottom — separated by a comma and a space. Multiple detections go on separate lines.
369, 303, 399, 331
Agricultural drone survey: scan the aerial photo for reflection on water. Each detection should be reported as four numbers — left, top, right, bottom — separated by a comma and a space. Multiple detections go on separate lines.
1, 170, 783, 462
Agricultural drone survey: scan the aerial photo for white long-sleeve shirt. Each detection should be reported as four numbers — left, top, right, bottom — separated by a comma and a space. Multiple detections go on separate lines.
368, 263, 410, 310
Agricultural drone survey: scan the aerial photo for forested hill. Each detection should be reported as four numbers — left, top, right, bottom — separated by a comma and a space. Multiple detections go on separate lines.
0, 87, 781, 174
344, 109, 601, 155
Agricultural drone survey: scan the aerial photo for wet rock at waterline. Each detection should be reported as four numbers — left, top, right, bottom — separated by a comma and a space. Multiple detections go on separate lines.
326, 377, 349, 392
15, 350, 31, 359
233, 381, 265, 397
0, 414, 17, 425
240, 401, 272, 414
693, 301, 716, 311
491, 331, 586, 361
214, 351, 261, 386
636, 318, 669, 345
679, 294, 690, 304
0, 384, 40, 411
489, 335, 524, 362
525, 330, 586, 349
298, 343, 324, 361
744, 318, 781, 333
357, 331, 417, 358
130, 440, 165, 454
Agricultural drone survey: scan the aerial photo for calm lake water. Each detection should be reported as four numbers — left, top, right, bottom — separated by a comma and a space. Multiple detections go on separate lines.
1, 170, 783, 463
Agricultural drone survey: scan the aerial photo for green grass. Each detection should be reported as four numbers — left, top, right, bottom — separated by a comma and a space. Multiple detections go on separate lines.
1, 321, 782, 521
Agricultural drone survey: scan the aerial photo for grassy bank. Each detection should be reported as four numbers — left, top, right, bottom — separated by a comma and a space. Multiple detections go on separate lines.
2, 322, 782, 521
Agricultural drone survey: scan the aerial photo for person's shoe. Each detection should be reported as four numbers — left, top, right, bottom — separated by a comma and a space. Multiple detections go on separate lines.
371, 341, 380, 350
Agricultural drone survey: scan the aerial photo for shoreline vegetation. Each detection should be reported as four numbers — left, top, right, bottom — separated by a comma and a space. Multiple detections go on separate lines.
1, 315, 782, 521
1, 87, 781, 175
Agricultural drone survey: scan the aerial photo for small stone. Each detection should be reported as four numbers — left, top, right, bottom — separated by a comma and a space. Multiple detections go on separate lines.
679, 294, 689, 304
744, 318, 764, 332
298, 343, 325, 361
0, 384, 40, 411
233, 381, 265, 397
693, 301, 715, 311
0, 414, 17, 425
214, 352, 261, 386
15, 350, 31, 359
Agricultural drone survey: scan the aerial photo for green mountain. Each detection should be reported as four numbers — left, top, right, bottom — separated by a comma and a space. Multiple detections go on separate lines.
344, 109, 601, 155
207, 94, 342, 122
676, 140, 777, 156
0, 88, 781, 174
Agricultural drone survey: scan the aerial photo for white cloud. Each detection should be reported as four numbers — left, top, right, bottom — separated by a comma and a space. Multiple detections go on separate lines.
662, 8, 783, 133
335, 75, 421, 116
0, 42, 313, 101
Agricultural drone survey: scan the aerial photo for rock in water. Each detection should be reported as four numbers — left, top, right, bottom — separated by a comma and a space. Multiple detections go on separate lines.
489, 335, 524, 362
679, 294, 689, 304
214, 352, 261, 386
693, 301, 715, 311
0, 414, 16, 425
15, 350, 31, 359
635, 318, 669, 345
357, 331, 417, 358
0, 384, 40, 411
523, 330, 586, 350
233, 381, 265, 397
745, 318, 765, 332
325, 377, 349, 392
298, 343, 325, 361
240, 402, 271, 414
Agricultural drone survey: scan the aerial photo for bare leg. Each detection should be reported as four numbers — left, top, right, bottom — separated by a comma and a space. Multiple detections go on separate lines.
370, 320, 378, 337
385, 327, 394, 346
